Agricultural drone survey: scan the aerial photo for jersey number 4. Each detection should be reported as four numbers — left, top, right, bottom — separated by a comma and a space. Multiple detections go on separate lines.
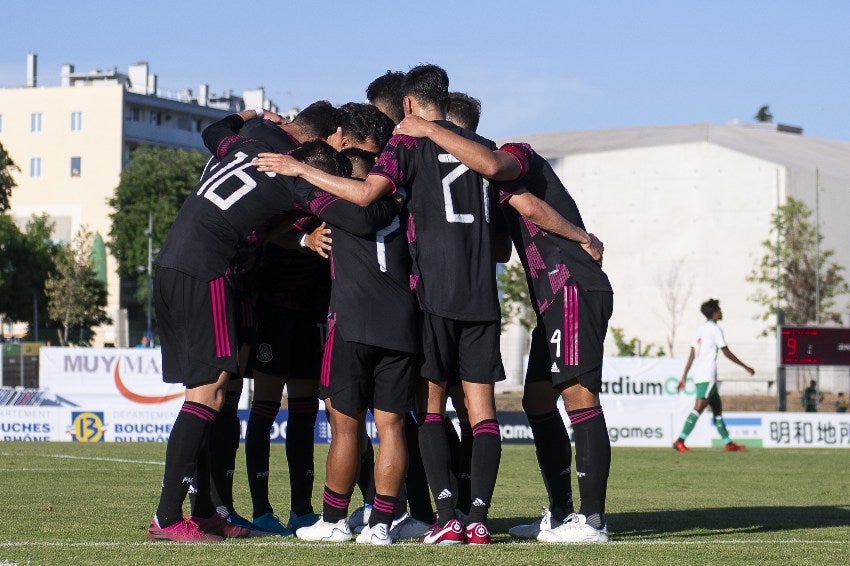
197, 151, 258, 210
439, 154, 490, 224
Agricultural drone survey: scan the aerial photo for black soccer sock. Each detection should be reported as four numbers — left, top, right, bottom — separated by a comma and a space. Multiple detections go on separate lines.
245, 399, 279, 517
191, 433, 217, 519
209, 389, 241, 514
527, 409, 574, 519
418, 413, 455, 525
568, 406, 611, 518
357, 433, 376, 505
404, 412, 435, 524
155, 401, 218, 528
369, 494, 399, 528
322, 485, 352, 523
286, 396, 319, 516
458, 420, 473, 514
466, 419, 501, 525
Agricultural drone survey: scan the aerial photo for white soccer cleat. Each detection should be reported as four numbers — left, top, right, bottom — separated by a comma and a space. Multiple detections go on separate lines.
355, 523, 391, 545
388, 513, 431, 540
295, 516, 351, 542
347, 504, 372, 534
537, 513, 609, 543
509, 507, 552, 539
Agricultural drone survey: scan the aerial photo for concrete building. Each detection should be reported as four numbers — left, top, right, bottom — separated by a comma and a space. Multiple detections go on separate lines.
499, 123, 850, 394
0, 54, 278, 345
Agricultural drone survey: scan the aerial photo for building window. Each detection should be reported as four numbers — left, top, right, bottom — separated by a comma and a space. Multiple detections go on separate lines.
30, 157, 42, 178
70, 157, 81, 177
127, 107, 141, 122
31, 112, 42, 133
71, 111, 83, 132
150, 111, 161, 126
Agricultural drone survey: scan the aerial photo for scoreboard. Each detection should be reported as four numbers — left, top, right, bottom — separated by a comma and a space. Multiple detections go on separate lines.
780, 327, 850, 366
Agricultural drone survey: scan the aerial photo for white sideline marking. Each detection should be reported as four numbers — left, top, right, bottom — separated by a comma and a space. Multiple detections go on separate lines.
0, 452, 163, 466
0, 468, 84, 472
0, 539, 845, 548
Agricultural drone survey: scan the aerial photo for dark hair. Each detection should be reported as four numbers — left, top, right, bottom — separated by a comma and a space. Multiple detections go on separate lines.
238, 119, 293, 153
338, 102, 396, 150
402, 64, 449, 112
700, 299, 721, 319
341, 147, 378, 180
292, 100, 341, 140
446, 92, 481, 132
289, 140, 352, 177
366, 70, 405, 123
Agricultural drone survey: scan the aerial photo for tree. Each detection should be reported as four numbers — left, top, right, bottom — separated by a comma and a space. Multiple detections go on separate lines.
747, 197, 849, 335
610, 327, 665, 357
0, 214, 59, 332
45, 226, 111, 346
108, 145, 209, 308
497, 262, 536, 332
0, 141, 19, 213
655, 258, 693, 356
754, 105, 773, 123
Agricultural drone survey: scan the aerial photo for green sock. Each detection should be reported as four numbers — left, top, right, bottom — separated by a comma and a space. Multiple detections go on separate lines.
714, 416, 731, 443
679, 411, 699, 440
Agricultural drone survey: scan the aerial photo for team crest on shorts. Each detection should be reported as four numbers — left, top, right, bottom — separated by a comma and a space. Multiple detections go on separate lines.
256, 343, 274, 363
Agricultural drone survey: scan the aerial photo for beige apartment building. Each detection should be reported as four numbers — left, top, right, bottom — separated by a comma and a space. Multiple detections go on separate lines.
0, 54, 278, 345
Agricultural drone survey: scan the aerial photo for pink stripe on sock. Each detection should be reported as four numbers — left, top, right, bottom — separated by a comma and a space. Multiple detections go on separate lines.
472, 422, 501, 436
323, 491, 350, 509
372, 498, 395, 513
181, 403, 217, 423
250, 401, 280, 418
568, 407, 603, 426
424, 413, 443, 424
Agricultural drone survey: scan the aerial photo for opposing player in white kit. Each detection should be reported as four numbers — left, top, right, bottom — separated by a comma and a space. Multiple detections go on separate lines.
674, 299, 754, 452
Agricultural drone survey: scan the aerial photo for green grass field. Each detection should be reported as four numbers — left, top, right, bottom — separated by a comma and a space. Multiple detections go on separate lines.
0, 442, 848, 565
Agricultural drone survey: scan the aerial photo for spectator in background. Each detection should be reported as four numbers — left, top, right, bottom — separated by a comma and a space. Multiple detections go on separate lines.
802, 380, 823, 412
135, 335, 150, 349
835, 392, 848, 413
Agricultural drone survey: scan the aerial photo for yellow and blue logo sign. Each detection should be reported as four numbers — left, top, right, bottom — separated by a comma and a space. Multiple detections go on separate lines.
70, 412, 106, 442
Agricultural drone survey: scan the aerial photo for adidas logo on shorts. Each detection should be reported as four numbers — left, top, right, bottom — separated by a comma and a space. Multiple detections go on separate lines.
551, 363, 560, 373
437, 489, 453, 500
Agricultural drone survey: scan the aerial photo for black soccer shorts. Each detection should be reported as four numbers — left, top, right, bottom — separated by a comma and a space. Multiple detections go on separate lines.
250, 304, 327, 381
420, 312, 506, 384
154, 267, 239, 386
319, 323, 417, 417
525, 285, 613, 392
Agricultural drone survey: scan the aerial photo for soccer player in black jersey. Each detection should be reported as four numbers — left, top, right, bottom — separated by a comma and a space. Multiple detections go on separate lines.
392, 119, 612, 543
148, 110, 399, 543
198, 101, 341, 536
257, 64, 507, 544
292, 162, 418, 546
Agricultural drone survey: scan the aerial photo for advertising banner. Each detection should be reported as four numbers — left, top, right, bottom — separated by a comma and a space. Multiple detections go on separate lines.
38, 347, 184, 409
1, 353, 846, 447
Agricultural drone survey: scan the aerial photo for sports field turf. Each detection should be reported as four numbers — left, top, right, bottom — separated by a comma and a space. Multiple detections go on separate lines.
0, 442, 847, 565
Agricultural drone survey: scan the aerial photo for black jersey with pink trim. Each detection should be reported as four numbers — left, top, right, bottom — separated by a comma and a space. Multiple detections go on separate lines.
155, 114, 302, 281
498, 143, 612, 315
291, 184, 418, 353
369, 121, 500, 322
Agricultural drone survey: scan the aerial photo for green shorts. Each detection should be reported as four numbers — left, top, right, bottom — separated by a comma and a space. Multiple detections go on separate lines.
694, 381, 720, 401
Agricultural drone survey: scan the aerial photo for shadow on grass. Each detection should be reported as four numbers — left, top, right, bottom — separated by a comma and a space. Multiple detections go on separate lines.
491, 506, 850, 540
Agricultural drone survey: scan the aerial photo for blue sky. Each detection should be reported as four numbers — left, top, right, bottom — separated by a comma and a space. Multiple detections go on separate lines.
2, 1, 848, 140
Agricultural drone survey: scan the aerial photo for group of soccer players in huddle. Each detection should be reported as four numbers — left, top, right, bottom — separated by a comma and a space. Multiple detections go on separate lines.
147, 64, 614, 546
